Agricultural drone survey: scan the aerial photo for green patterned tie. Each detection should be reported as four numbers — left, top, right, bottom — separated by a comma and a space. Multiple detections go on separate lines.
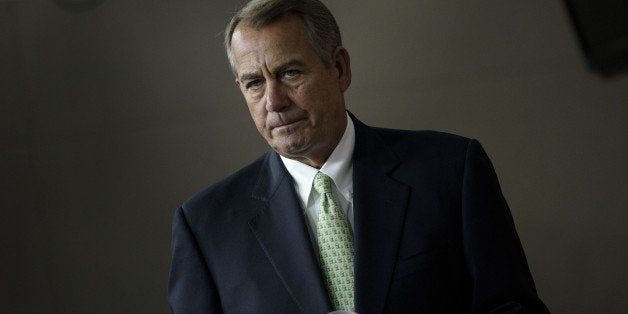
313, 172, 355, 311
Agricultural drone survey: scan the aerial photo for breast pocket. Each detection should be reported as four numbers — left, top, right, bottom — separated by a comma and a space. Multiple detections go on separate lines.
392, 246, 448, 281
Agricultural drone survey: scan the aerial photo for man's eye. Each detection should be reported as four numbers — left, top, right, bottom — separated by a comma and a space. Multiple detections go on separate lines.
246, 80, 262, 90
283, 70, 299, 78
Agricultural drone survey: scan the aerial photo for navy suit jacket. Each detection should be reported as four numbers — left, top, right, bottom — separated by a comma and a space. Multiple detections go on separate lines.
168, 114, 549, 313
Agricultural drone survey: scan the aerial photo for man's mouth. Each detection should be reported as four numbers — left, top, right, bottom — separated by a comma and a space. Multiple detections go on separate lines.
269, 116, 306, 131
271, 117, 306, 132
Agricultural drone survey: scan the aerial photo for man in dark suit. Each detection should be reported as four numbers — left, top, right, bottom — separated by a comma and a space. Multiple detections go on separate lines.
168, 0, 550, 313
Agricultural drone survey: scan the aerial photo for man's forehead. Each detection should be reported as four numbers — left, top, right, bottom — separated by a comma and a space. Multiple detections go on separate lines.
230, 16, 315, 78
232, 42, 298, 73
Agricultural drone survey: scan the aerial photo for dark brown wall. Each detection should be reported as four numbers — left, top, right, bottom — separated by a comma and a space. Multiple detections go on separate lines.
2, 1, 627, 313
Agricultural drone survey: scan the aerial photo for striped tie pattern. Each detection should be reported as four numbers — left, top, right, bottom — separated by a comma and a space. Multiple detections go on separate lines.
313, 172, 355, 311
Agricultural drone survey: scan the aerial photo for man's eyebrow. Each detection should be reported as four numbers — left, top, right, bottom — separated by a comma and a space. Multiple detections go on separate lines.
272, 60, 305, 75
239, 72, 261, 82
238, 60, 306, 82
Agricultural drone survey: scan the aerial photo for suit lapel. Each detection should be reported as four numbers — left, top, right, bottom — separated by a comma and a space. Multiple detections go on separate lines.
351, 115, 410, 313
246, 114, 409, 313
248, 152, 331, 313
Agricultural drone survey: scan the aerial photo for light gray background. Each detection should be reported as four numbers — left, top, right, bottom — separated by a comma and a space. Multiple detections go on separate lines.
2, 0, 627, 313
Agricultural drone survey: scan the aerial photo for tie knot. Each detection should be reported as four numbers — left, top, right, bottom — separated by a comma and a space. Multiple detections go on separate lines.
313, 172, 333, 195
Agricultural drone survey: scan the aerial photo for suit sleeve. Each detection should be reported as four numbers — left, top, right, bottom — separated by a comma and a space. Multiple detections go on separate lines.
461, 139, 549, 313
168, 206, 223, 313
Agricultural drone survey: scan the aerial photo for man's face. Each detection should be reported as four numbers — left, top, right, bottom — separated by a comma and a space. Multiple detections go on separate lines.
230, 14, 351, 167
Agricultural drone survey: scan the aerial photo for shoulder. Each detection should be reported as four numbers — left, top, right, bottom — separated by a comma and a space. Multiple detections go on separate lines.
180, 151, 270, 223
368, 126, 498, 188
369, 126, 474, 162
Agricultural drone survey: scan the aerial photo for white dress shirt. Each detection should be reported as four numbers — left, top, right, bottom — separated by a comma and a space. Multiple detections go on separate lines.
280, 113, 355, 243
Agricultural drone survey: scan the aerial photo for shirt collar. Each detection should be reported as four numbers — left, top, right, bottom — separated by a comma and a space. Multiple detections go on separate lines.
280, 113, 355, 207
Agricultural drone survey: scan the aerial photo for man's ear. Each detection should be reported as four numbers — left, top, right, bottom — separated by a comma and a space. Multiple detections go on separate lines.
331, 46, 352, 92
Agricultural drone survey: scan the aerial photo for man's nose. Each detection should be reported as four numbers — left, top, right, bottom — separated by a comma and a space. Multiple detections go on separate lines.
265, 81, 289, 112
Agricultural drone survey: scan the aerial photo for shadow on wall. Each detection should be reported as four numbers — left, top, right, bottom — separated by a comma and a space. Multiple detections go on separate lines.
563, 0, 628, 77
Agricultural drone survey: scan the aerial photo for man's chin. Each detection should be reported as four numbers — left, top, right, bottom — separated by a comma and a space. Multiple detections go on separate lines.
273, 141, 310, 159
275, 146, 307, 159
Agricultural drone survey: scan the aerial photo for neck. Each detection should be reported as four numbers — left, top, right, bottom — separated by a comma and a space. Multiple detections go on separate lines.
283, 113, 348, 168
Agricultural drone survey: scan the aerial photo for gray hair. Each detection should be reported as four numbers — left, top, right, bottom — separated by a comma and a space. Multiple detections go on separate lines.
224, 0, 342, 74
